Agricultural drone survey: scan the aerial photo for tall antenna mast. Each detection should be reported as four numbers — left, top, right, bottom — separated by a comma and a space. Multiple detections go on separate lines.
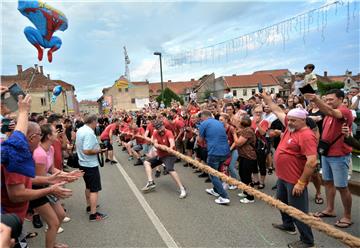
123, 46, 130, 81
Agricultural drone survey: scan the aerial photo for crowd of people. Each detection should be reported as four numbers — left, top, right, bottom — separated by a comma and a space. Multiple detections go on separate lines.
1, 64, 359, 248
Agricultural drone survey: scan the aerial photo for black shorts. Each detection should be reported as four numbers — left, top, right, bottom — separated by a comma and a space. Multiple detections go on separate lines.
146, 156, 177, 172
185, 139, 195, 150
101, 139, 113, 151
79, 166, 102, 192
196, 147, 208, 162
29, 185, 49, 209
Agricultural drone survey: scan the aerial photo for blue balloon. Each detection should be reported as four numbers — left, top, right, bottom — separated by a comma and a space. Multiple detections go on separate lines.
51, 85, 63, 103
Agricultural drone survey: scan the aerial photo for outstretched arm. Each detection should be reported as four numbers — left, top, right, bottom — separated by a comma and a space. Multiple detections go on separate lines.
261, 92, 286, 126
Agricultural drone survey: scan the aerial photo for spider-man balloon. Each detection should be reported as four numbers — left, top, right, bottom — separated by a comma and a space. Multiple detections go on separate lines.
18, 0, 68, 63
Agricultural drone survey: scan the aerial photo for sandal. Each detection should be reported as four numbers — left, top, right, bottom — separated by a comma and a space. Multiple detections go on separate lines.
334, 219, 353, 228
54, 243, 69, 248
313, 211, 336, 218
25, 232, 38, 239
315, 195, 324, 205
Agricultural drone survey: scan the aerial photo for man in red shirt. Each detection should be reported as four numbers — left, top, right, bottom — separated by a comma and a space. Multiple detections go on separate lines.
141, 121, 187, 199
305, 89, 353, 228
127, 123, 146, 166
263, 92, 317, 248
100, 118, 120, 164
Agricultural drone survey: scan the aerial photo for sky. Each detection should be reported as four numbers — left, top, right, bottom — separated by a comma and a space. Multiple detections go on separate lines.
1, 0, 359, 100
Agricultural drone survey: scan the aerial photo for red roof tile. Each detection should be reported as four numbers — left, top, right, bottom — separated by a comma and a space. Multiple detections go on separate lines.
224, 74, 279, 88
253, 69, 290, 77
79, 100, 98, 106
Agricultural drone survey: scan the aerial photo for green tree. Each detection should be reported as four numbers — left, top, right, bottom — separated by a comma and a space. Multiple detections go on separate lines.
156, 87, 184, 107
317, 81, 344, 95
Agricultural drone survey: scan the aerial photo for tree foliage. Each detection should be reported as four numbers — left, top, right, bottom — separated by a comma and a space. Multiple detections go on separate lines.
156, 87, 184, 107
317, 81, 344, 95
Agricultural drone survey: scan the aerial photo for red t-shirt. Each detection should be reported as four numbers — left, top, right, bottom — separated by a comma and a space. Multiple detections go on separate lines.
173, 118, 185, 136
146, 123, 154, 138
322, 106, 353, 156
275, 123, 317, 184
251, 119, 269, 138
153, 129, 175, 157
189, 106, 200, 115
134, 127, 146, 145
163, 119, 175, 135
1, 165, 32, 222
52, 139, 63, 170
225, 125, 235, 145
100, 123, 118, 141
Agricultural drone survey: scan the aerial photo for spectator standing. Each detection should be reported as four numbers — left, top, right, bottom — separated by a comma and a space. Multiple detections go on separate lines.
262, 92, 317, 248
305, 89, 353, 228
76, 115, 108, 221
199, 110, 231, 205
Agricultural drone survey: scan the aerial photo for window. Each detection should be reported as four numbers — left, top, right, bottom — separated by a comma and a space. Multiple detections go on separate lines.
347, 79, 351, 84
271, 88, 275, 94
118, 88, 122, 92
125, 88, 129, 92
233, 90, 237, 96
40, 97, 46, 106
131, 98, 135, 104
251, 89, 256, 95
243, 89, 247, 96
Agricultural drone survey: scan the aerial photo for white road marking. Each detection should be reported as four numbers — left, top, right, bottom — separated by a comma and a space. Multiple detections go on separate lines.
113, 157, 179, 248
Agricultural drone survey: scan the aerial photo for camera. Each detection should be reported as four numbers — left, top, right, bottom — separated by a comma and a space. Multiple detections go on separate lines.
99, 143, 106, 150
56, 124, 63, 132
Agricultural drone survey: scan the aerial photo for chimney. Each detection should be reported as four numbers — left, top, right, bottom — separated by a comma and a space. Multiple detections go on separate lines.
232, 74, 236, 76
17, 65, 23, 75
167, 80, 171, 83
324, 71, 328, 77
47, 74, 50, 80
191, 78, 195, 81
34, 64, 38, 73
39, 66, 43, 75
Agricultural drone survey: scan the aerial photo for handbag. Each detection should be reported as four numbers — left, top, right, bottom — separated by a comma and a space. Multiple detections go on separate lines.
318, 134, 343, 156
67, 143, 79, 168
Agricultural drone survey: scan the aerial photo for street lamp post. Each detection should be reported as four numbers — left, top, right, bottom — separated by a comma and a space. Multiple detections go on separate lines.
153, 52, 164, 99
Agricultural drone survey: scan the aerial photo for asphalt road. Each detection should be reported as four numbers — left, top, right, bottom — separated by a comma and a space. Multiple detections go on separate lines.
26, 145, 360, 248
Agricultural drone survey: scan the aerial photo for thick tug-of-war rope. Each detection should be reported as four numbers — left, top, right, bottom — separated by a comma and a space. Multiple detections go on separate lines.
124, 133, 360, 247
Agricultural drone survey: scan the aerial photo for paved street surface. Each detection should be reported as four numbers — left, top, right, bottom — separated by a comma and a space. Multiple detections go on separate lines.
26, 145, 360, 247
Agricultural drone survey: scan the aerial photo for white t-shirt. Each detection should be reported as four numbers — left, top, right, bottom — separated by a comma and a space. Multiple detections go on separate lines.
293, 80, 304, 96
224, 92, 233, 100
351, 96, 360, 110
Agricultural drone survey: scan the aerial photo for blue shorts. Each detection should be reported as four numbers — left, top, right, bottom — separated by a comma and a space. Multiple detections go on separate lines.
321, 154, 351, 188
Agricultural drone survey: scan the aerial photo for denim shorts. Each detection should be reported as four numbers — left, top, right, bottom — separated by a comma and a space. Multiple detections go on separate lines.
321, 154, 351, 188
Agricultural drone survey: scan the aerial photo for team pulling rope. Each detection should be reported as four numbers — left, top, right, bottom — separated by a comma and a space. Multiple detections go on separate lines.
128, 133, 360, 248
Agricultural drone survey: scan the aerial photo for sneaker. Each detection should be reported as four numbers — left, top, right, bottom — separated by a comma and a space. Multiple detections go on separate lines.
128, 156, 134, 161
204, 178, 211, 183
105, 158, 110, 163
110, 160, 117, 165
89, 212, 108, 222
134, 159, 143, 166
228, 185, 237, 190
215, 196, 230, 205
271, 185, 277, 190
205, 188, 220, 197
32, 214, 43, 229
287, 240, 315, 248
179, 188, 187, 199
86, 204, 100, 213
45, 225, 64, 234
272, 223, 297, 235
183, 163, 189, 167
198, 172, 208, 178
240, 198, 254, 204
141, 181, 156, 192
155, 170, 161, 178
237, 192, 247, 198
62, 216, 71, 223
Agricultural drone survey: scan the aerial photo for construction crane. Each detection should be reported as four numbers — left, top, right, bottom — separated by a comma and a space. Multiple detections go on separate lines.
123, 46, 130, 82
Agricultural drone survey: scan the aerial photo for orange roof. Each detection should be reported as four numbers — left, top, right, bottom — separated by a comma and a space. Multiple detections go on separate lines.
149, 80, 199, 95
224, 74, 279, 88
253, 69, 290, 77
